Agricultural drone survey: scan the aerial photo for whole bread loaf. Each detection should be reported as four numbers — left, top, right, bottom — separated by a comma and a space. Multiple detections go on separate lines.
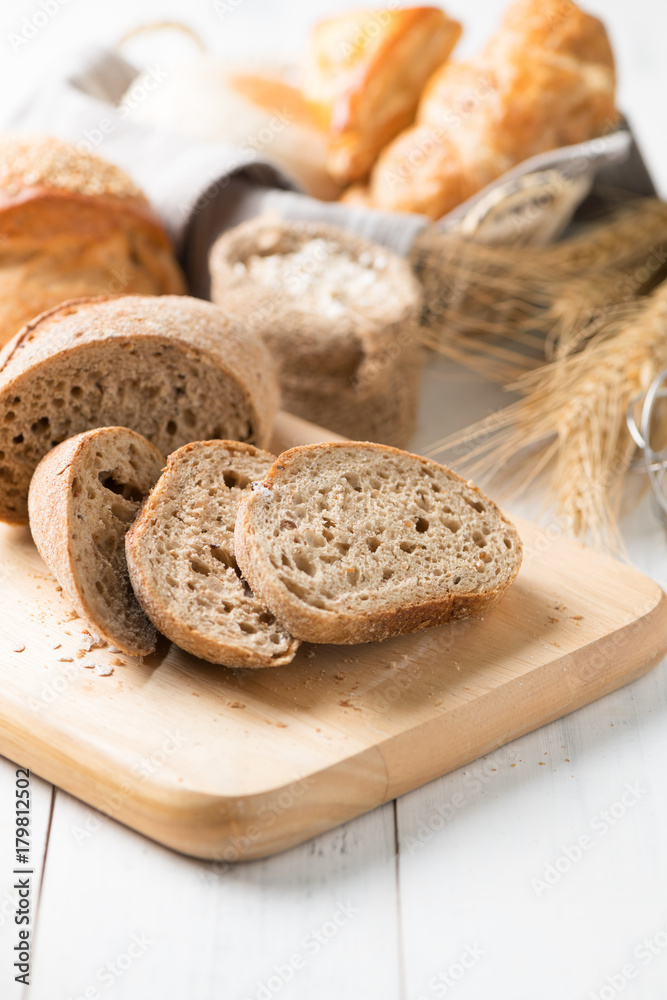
0, 134, 185, 345
28, 427, 165, 656
234, 442, 522, 644
0, 294, 279, 523
126, 440, 299, 668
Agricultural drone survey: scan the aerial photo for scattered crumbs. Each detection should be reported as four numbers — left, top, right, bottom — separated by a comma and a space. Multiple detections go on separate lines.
227, 700, 245, 709
572, 615, 583, 621
305, 648, 316, 659
335, 672, 345, 682
63, 611, 79, 622
79, 632, 106, 653
553, 641, 561, 648
511, 763, 517, 767
81, 662, 96, 670
52, 642, 62, 650
191, 692, 200, 697
57, 656, 73, 663
250, 482, 272, 498
55, 585, 63, 593
275, 721, 288, 728
490, 768, 497, 772
544, 752, 548, 755
315, 728, 322, 733
565, 758, 570, 762
12, 644, 26, 653
339, 698, 360, 710
111, 658, 125, 667
94, 664, 114, 676
548, 616, 559, 624
610, 723, 614, 727
538, 761, 546, 766
108, 646, 122, 654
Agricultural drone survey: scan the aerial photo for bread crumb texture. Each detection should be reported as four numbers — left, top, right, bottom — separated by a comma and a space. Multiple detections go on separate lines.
126, 441, 299, 668
236, 442, 523, 644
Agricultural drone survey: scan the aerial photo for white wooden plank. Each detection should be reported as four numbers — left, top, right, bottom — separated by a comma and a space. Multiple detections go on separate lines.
30, 792, 401, 1000
0, 757, 53, 1000
395, 659, 667, 1000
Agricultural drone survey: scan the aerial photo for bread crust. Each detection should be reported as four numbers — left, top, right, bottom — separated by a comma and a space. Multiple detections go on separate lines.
126, 440, 299, 668
302, 7, 462, 183
0, 135, 184, 345
0, 294, 280, 523
234, 441, 523, 644
358, 0, 618, 219
28, 427, 163, 656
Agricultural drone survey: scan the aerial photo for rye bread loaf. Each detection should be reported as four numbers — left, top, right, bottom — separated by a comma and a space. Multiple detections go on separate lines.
28, 427, 165, 656
234, 442, 522, 644
0, 294, 279, 524
126, 441, 299, 668
209, 217, 422, 447
0, 134, 185, 346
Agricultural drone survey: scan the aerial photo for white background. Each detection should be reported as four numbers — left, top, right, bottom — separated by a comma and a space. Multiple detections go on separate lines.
1, 2, 667, 999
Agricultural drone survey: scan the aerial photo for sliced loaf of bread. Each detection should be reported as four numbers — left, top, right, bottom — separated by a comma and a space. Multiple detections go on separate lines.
28, 426, 165, 656
125, 441, 299, 668
234, 441, 523, 644
0, 294, 279, 523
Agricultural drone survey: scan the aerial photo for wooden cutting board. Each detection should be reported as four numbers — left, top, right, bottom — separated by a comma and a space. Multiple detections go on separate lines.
0, 412, 665, 861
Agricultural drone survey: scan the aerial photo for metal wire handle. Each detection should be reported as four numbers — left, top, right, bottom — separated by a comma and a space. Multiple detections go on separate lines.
626, 369, 667, 519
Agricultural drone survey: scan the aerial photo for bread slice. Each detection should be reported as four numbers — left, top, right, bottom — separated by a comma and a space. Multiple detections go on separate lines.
28, 427, 165, 656
0, 294, 279, 523
234, 442, 523, 644
125, 441, 299, 668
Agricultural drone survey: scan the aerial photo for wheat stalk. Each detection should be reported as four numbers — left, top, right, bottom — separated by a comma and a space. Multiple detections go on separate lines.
412, 198, 667, 381
426, 283, 667, 547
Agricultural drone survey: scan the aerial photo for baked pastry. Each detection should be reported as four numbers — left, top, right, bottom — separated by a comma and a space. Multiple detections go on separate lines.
0, 294, 279, 523
302, 6, 462, 184
352, 0, 618, 219
0, 134, 185, 346
209, 217, 422, 447
234, 442, 523, 644
28, 427, 165, 656
124, 63, 340, 200
126, 440, 299, 668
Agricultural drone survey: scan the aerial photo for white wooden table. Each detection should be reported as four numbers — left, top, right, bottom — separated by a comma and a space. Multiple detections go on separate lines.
1, 2, 667, 997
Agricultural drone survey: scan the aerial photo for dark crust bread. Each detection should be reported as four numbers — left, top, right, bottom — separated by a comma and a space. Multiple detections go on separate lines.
234, 441, 523, 644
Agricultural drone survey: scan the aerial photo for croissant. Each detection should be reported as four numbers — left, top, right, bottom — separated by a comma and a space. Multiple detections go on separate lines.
351, 0, 618, 220
302, 6, 462, 186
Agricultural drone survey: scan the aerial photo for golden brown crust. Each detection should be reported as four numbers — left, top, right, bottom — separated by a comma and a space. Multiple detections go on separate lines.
362, 0, 618, 219
302, 7, 462, 183
0, 135, 185, 346
234, 441, 523, 644
0, 134, 145, 203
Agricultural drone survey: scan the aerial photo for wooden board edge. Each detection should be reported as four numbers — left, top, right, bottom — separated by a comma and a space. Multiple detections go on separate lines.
2, 584, 664, 862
